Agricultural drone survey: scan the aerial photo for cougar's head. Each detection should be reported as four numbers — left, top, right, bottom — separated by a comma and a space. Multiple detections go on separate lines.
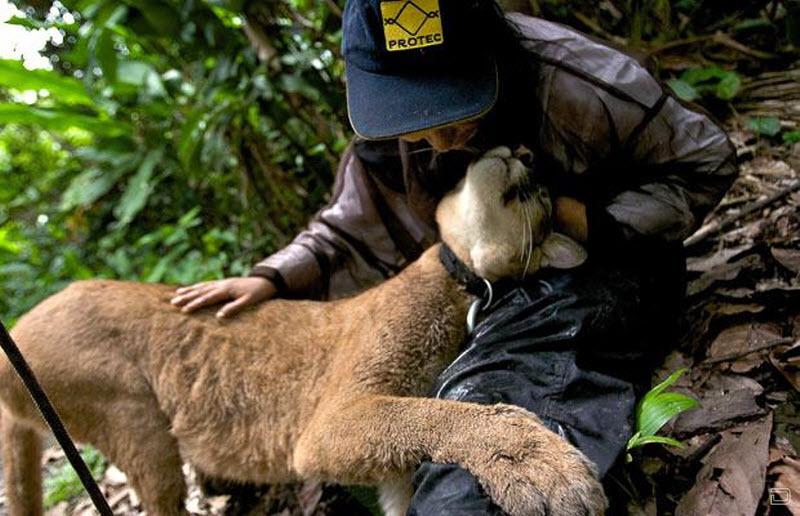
436, 146, 587, 281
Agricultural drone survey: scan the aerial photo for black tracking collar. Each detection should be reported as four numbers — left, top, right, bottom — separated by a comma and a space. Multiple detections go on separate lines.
439, 244, 489, 298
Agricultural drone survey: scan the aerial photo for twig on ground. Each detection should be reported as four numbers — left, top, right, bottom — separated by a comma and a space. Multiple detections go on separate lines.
704, 337, 795, 364
647, 32, 778, 60
684, 180, 800, 248
572, 11, 627, 46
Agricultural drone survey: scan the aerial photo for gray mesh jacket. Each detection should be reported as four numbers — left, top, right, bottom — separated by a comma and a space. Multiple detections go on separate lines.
250, 14, 737, 300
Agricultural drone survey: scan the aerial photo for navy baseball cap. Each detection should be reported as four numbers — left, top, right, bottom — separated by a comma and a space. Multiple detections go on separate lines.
342, 0, 499, 139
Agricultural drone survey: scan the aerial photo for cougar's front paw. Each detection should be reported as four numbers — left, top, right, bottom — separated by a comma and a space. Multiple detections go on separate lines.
465, 405, 607, 516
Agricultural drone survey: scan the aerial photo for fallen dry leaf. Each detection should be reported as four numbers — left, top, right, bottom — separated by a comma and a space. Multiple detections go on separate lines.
673, 375, 766, 435
707, 323, 786, 364
687, 244, 755, 273
676, 415, 772, 516
772, 248, 800, 275
688, 254, 765, 297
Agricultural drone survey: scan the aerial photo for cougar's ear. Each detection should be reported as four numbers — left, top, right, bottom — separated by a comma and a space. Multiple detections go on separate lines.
540, 233, 588, 269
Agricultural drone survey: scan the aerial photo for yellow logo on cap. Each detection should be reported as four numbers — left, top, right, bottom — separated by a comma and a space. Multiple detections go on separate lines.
381, 0, 444, 52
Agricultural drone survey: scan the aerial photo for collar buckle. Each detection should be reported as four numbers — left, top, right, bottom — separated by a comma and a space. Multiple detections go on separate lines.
466, 278, 494, 334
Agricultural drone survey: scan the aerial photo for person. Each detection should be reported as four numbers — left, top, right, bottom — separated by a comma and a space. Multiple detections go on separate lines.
171, 0, 738, 512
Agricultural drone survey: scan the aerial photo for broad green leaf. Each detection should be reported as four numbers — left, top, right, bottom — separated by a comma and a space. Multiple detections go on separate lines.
748, 117, 782, 137
177, 103, 228, 170
681, 66, 729, 85
92, 29, 119, 82
668, 79, 699, 102
715, 73, 742, 100
676, 67, 741, 101
60, 160, 137, 211
0, 60, 92, 106
638, 392, 699, 438
114, 149, 162, 226
0, 104, 131, 137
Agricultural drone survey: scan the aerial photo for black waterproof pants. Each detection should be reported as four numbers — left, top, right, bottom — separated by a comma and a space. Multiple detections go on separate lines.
407, 255, 685, 515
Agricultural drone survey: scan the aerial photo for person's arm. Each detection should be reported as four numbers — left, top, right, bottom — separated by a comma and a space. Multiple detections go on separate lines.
248, 141, 409, 300
513, 15, 737, 250
593, 94, 738, 247
553, 93, 737, 258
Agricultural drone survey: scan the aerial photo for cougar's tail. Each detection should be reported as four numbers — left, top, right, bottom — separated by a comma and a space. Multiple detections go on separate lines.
1, 408, 43, 515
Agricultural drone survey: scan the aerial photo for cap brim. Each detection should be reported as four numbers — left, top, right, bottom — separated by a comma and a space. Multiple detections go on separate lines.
346, 55, 498, 140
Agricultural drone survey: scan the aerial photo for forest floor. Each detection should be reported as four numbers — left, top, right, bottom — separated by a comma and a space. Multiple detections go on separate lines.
1, 68, 799, 516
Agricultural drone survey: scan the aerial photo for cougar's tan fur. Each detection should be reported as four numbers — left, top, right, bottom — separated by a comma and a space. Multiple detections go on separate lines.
0, 147, 604, 516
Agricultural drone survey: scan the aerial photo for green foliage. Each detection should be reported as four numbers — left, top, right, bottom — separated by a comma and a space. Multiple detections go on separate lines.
43, 446, 107, 509
0, 59, 93, 106
626, 368, 699, 461
748, 116, 783, 137
746, 117, 799, 143
669, 67, 742, 102
783, 130, 800, 144
0, 0, 349, 324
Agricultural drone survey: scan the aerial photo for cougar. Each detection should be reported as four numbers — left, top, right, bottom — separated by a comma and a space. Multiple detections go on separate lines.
0, 147, 606, 515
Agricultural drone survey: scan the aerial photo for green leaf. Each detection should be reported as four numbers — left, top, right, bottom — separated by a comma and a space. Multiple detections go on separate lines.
748, 117, 782, 137
117, 61, 167, 97
92, 29, 119, 82
681, 66, 729, 85
114, 149, 162, 226
715, 73, 742, 100
177, 102, 228, 170
60, 159, 137, 211
0, 60, 92, 106
668, 79, 700, 102
628, 368, 698, 453
0, 104, 131, 137
782, 131, 800, 145
638, 392, 699, 438
643, 368, 688, 400
677, 67, 741, 101
625, 369, 700, 454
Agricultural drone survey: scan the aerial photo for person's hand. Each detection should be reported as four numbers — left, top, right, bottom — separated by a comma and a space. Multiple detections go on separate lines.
554, 196, 588, 243
171, 277, 277, 319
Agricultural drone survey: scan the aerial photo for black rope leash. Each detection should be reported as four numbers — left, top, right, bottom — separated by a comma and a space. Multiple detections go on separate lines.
0, 320, 113, 515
